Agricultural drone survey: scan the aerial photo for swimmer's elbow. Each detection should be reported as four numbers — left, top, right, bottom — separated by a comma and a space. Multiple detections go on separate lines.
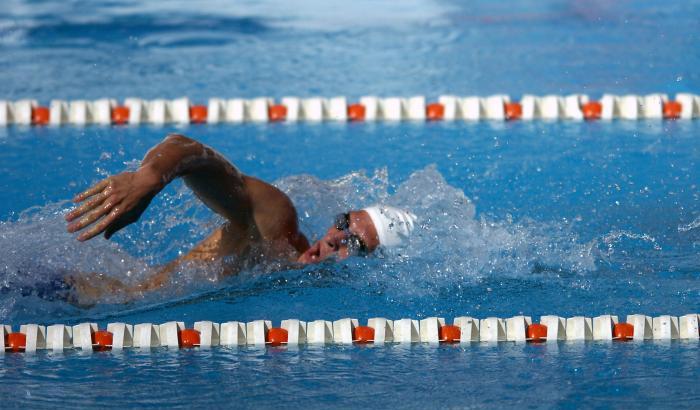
164, 133, 199, 147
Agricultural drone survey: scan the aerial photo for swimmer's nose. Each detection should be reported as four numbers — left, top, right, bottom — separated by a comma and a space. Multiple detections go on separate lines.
298, 241, 323, 264
321, 232, 346, 255
298, 234, 342, 264
315, 240, 336, 260
324, 239, 337, 252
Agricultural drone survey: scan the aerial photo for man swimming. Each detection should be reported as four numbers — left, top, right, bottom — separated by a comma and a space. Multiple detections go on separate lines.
64, 134, 416, 303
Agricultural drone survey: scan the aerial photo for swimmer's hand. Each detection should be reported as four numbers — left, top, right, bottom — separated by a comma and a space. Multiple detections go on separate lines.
66, 169, 162, 241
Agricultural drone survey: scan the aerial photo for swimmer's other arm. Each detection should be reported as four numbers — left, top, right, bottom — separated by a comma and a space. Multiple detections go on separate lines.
65, 134, 308, 295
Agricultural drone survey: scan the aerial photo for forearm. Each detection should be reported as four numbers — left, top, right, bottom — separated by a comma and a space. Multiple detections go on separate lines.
139, 134, 237, 190
64, 272, 134, 307
66, 134, 251, 242
65, 266, 171, 306
129, 260, 178, 293
129, 226, 232, 293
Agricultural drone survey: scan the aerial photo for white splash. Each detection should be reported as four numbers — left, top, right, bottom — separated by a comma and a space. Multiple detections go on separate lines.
678, 216, 700, 233
0, 166, 599, 320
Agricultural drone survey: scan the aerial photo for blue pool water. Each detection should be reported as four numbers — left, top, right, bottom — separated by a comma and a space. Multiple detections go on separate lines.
1, 0, 699, 408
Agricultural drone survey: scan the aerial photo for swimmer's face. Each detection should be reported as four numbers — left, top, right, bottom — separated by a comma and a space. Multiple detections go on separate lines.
297, 210, 381, 264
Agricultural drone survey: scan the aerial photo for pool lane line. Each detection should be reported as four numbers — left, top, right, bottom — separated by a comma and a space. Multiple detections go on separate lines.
0, 93, 698, 126
2, 314, 698, 352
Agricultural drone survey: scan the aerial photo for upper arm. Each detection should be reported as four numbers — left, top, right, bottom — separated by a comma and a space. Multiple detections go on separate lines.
158, 135, 307, 251
155, 134, 255, 231
244, 176, 309, 253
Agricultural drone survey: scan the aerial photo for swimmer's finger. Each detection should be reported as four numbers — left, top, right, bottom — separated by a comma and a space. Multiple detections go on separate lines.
77, 209, 120, 241
67, 201, 114, 234
73, 179, 109, 202
104, 214, 132, 240
65, 191, 110, 222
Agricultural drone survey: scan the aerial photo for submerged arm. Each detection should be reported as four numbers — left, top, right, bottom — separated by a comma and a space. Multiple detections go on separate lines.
63, 225, 235, 307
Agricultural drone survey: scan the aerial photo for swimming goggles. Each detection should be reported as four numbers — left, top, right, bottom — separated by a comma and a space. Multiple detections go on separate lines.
333, 213, 368, 255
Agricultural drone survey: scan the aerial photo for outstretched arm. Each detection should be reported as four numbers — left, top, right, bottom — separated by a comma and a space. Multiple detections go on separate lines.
66, 134, 255, 240
67, 133, 307, 250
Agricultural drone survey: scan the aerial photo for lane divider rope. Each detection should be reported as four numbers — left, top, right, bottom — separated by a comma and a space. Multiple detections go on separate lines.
0, 93, 699, 126
2, 314, 698, 352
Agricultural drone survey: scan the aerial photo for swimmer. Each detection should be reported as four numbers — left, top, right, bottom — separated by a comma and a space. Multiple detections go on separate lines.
64, 134, 416, 305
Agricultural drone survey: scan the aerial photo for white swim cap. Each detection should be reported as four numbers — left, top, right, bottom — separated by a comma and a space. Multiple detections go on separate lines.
362, 205, 417, 247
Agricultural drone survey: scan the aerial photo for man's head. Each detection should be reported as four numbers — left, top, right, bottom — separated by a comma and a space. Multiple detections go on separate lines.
297, 205, 416, 264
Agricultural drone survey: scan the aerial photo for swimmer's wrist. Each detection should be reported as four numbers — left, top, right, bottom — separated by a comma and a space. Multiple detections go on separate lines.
136, 164, 166, 192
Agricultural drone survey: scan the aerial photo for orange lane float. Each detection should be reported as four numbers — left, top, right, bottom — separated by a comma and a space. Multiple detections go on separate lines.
266, 328, 288, 346
93, 330, 113, 351
663, 101, 682, 119
6, 332, 26, 352
504, 102, 523, 121
426, 103, 445, 121
613, 323, 634, 341
582, 101, 602, 120
268, 104, 287, 122
439, 325, 461, 343
347, 103, 366, 121
353, 326, 375, 344
526, 324, 548, 343
32, 107, 50, 125
189, 105, 208, 124
178, 329, 201, 348
111, 106, 130, 125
